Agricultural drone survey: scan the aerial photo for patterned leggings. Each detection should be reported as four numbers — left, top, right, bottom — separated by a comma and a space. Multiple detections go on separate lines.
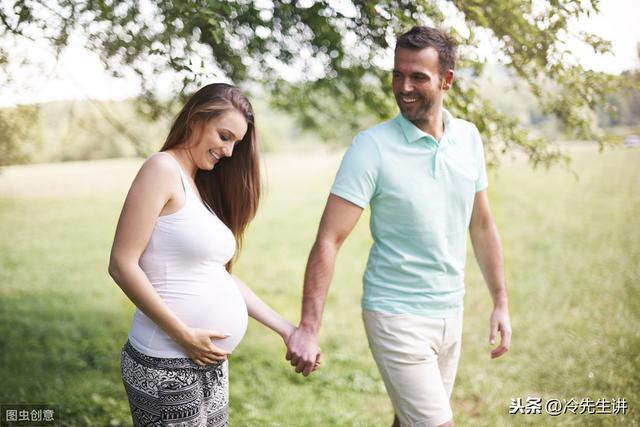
120, 341, 229, 427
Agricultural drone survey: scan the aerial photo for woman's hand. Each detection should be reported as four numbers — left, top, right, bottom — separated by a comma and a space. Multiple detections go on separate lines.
179, 328, 231, 366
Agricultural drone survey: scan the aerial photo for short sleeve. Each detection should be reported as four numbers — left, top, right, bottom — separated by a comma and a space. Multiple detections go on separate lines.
330, 133, 380, 208
474, 126, 488, 192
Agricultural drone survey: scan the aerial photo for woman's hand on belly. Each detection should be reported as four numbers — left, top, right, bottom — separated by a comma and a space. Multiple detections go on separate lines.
177, 327, 231, 366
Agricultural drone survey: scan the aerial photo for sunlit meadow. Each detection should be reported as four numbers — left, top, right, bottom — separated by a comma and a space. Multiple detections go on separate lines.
0, 144, 638, 426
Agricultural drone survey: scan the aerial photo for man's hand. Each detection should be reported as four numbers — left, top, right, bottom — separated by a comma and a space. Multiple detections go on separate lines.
285, 326, 321, 376
489, 305, 511, 359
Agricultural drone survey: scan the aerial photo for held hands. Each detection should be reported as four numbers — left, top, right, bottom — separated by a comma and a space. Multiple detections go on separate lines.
179, 327, 231, 366
489, 305, 512, 359
280, 322, 297, 346
285, 326, 322, 376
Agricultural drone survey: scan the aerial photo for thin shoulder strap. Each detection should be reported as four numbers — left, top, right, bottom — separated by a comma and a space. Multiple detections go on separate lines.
157, 151, 211, 209
157, 151, 191, 199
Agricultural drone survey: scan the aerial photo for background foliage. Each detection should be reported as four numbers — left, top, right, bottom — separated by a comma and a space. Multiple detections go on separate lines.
0, 105, 38, 166
0, 0, 631, 167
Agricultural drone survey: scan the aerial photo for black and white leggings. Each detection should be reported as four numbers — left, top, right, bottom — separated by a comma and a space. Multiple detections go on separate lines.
120, 340, 229, 427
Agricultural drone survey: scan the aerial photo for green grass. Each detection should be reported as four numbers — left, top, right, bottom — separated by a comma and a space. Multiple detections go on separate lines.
1, 144, 638, 426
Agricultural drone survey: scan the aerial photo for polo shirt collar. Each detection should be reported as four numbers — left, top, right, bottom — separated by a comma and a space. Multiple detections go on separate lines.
396, 109, 454, 145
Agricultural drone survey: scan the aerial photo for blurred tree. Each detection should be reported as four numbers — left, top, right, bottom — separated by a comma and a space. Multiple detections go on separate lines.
0, 106, 38, 167
0, 0, 622, 166
597, 44, 640, 128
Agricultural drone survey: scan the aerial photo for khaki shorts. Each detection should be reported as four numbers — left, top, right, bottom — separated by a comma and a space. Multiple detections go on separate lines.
363, 310, 463, 427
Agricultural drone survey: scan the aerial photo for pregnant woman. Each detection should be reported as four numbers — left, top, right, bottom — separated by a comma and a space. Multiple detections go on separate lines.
108, 83, 295, 426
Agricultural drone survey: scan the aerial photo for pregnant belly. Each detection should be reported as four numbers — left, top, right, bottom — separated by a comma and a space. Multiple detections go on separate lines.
168, 279, 249, 353
130, 269, 249, 356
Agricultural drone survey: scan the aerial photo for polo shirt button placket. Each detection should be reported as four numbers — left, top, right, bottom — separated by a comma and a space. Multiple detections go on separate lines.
432, 139, 445, 179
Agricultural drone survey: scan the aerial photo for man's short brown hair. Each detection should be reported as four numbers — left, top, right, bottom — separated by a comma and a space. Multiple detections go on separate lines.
396, 26, 458, 77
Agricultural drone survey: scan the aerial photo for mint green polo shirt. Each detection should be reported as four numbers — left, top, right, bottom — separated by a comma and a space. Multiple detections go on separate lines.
330, 109, 487, 318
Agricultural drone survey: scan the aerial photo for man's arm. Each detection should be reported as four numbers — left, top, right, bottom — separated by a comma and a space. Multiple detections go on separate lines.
286, 194, 364, 376
469, 189, 512, 359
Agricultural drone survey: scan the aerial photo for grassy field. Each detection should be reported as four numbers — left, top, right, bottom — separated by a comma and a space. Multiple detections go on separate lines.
0, 144, 638, 426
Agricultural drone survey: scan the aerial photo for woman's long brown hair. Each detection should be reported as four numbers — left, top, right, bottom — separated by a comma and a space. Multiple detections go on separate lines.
160, 83, 260, 271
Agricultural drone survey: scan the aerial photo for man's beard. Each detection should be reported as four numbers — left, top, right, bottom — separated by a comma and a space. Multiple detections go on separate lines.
396, 93, 434, 122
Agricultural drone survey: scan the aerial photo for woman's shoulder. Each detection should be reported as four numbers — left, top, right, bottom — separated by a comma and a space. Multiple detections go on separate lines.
137, 152, 179, 179
143, 151, 177, 171
130, 152, 181, 193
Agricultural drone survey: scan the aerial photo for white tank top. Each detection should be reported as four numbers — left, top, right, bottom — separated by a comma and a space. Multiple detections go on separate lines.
128, 152, 248, 357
